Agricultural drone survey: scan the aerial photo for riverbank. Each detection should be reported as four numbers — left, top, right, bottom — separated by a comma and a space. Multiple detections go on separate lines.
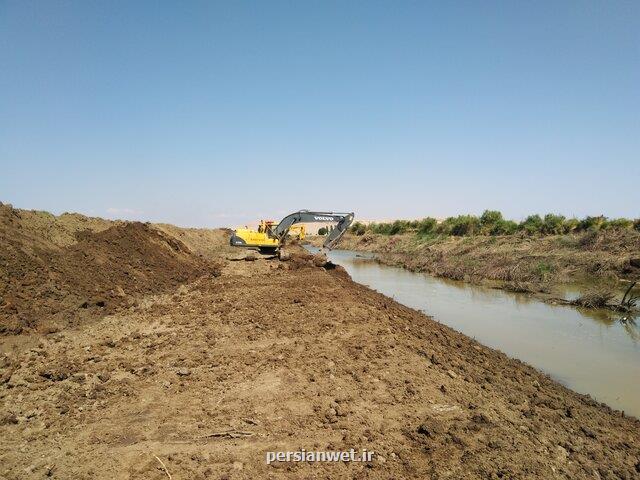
308, 231, 640, 308
2, 206, 640, 478
311, 247, 640, 419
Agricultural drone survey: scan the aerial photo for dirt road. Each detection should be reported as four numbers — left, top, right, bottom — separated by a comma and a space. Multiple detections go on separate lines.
1, 207, 639, 479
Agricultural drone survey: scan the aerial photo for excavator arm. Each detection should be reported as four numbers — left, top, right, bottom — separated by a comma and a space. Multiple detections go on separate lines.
272, 210, 354, 250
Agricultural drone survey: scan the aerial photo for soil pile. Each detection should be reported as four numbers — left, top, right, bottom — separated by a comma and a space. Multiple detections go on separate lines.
0, 204, 218, 334
0, 202, 116, 248
154, 223, 234, 259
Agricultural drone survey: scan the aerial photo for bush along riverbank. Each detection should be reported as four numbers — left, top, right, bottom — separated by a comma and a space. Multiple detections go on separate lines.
349, 211, 640, 238
310, 211, 640, 314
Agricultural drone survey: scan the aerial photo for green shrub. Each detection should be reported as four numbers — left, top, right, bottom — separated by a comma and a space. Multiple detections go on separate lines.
368, 220, 411, 235
519, 214, 543, 234
435, 218, 453, 235
360, 213, 638, 238
541, 214, 566, 235
563, 218, 580, 233
438, 215, 481, 236
318, 227, 328, 235
350, 222, 367, 236
389, 220, 411, 235
602, 218, 633, 230
368, 222, 387, 235
379, 223, 391, 235
416, 217, 437, 235
455, 216, 481, 236
480, 210, 503, 233
577, 215, 606, 231
490, 219, 519, 235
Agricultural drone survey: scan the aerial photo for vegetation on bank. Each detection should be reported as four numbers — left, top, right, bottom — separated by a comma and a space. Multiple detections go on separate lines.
350, 211, 640, 237
308, 213, 640, 306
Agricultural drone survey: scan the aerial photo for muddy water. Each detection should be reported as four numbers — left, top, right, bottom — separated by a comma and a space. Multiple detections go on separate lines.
308, 247, 640, 418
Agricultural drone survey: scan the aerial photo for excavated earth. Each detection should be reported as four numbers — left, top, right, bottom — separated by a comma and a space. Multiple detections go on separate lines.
0, 203, 217, 335
1, 206, 639, 479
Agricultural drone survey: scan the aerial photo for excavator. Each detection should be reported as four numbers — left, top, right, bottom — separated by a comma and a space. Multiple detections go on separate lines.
230, 210, 354, 253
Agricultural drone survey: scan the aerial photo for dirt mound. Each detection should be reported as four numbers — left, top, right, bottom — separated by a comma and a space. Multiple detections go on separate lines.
278, 247, 344, 274
153, 223, 232, 260
0, 204, 218, 335
0, 202, 116, 248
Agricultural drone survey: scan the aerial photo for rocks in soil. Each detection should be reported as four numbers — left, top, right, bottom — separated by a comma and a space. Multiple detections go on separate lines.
0, 413, 19, 425
278, 250, 291, 261
416, 418, 446, 438
312, 254, 328, 267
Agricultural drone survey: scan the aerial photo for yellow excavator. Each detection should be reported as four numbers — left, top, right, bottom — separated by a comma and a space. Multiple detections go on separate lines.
230, 210, 354, 253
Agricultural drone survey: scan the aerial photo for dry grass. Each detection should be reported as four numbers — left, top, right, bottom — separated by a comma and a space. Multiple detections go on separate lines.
571, 291, 616, 309
319, 230, 640, 289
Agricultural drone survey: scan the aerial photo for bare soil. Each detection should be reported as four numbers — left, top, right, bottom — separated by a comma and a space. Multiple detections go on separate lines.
1, 207, 639, 479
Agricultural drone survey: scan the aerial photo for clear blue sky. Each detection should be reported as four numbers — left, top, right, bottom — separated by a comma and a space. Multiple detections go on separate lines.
1, 1, 638, 227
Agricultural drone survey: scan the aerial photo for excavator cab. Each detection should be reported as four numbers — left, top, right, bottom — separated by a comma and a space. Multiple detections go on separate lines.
230, 210, 354, 253
257, 220, 276, 234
